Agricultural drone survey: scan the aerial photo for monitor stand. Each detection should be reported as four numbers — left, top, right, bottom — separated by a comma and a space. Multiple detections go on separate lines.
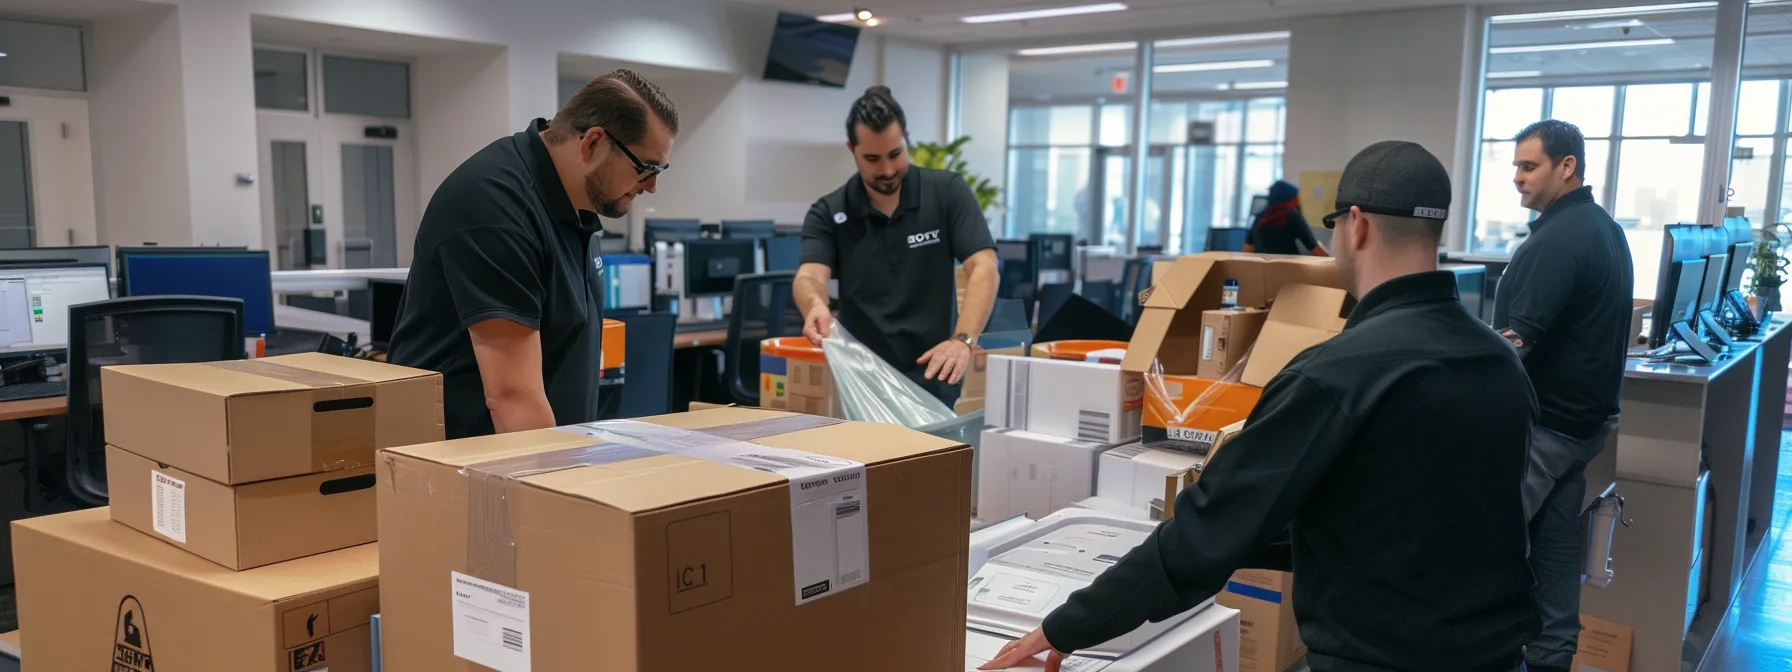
1721, 290, 1762, 338
1698, 310, 1737, 348
1670, 320, 1722, 363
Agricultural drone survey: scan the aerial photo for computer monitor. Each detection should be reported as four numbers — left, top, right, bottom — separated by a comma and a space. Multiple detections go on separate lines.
723, 220, 776, 239
1723, 242, 1754, 294
0, 263, 112, 358
1249, 195, 1269, 218
1649, 225, 1708, 348
368, 278, 406, 348
682, 240, 756, 297
764, 235, 802, 272
1030, 234, 1073, 272
1666, 259, 1707, 328
0, 246, 113, 279
118, 248, 274, 337
645, 219, 703, 246
596, 232, 631, 255
1207, 228, 1249, 252
995, 240, 1029, 261
1698, 253, 1728, 315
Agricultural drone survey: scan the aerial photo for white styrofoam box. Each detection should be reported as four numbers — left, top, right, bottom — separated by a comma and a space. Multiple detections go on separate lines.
965, 603, 1241, 671
1071, 495, 1150, 521
977, 428, 1109, 523
1097, 444, 1208, 519
986, 355, 1143, 444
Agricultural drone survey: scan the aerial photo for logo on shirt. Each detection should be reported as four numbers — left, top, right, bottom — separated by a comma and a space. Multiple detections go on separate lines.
833, 212, 848, 224
906, 229, 942, 249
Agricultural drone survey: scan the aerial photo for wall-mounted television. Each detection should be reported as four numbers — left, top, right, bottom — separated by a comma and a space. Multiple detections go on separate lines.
763, 12, 860, 88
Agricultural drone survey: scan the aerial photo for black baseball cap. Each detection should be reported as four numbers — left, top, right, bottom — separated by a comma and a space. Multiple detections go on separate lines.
1323, 140, 1451, 229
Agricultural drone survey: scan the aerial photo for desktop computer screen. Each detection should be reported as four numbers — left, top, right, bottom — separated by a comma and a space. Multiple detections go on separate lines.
683, 240, 756, 297
1666, 258, 1707, 327
996, 240, 1029, 261
1723, 242, 1754, 294
1698, 253, 1728, 315
368, 279, 406, 347
764, 236, 802, 272
0, 246, 113, 279
1031, 234, 1073, 272
645, 219, 703, 245
120, 249, 274, 337
0, 263, 112, 357
724, 220, 776, 239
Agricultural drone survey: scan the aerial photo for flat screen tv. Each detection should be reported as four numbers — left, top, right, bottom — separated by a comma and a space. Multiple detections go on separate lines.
764, 12, 860, 88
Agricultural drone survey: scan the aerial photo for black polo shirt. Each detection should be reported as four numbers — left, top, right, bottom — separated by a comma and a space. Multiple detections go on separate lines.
1492, 186, 1633, 440
1044, 271, 1540, 672
800, 166, 996, 384
388, 119, 602, 439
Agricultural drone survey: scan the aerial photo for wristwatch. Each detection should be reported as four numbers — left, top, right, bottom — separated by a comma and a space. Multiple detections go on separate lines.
954, 332, 975, 347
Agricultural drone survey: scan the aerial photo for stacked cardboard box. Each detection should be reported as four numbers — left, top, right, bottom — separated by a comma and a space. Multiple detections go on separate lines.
760, 346, 842, 417
376, 407, 974, 671
979, 355, 1143, 521
1216, 569, 1307, 672
12, 353, 444, 671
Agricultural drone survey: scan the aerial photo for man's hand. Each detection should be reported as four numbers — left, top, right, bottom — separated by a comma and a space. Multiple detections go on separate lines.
917, 338, 974, 384
979, 627, 1065, 671
803, 305, 833, 346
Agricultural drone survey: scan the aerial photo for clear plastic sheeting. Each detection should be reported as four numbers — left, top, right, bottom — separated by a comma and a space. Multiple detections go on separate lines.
821, 319, 957, 426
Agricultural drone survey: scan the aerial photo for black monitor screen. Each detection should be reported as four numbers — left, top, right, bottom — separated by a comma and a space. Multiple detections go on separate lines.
684, 240, 756, 297
369, 279, 406, 346
724, 220, 776, 239
996, 240, 1029, 260
1699, 253, 1727, 314
121, 249, 274, 336
1031, 234, 1073, 272
1668, 259, 1707, 326
0, 246, 112, 279
764, 13, 860, 88
1725, 242, 1754, 293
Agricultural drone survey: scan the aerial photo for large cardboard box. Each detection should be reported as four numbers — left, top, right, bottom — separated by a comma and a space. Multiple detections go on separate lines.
1198, 308, 1269, 380
102, 353, 444, 485
1573, 614, 1633, 672
1124, 253, 1347, 377
106, 444, 377, 570
1216, 569, 1306, 672
977, 428, 1108, 521
986, 355, 1143, 444
377, 407, 973, 671
12, 507, 379, 672
1142, 374, 1263, 448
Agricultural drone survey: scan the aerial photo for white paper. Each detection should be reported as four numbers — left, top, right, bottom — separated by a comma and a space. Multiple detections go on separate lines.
1201, 324, 1215, 362
965, 631, 1112, 672
972, 572, 1061, 614
451, 571, 531, 672
150, 470, 186, 543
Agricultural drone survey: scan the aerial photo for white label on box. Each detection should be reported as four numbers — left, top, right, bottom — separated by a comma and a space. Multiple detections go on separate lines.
1202, 324, 1215, 362
1167, 426, 1219, 449
973, 572, 1062, 614
1076, 405, 1113, 443
150, 470, 186, 543
558, 421, 869, 605
451, 571, 531, 672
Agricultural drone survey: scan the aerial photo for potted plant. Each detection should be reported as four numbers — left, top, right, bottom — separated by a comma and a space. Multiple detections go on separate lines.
910, 136, 1002, 214
1748, 223, 1792, 314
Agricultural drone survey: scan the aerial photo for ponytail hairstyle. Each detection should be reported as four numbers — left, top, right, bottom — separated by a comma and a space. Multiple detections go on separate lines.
845, 85, 908, 146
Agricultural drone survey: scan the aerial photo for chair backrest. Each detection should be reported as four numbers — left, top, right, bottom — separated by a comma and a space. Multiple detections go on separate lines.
1036, 282, 1075, 330
1082, 280, 1118, 316
65, 295, 245, 506
614, 311, 677, 418
724, 272, 801, 406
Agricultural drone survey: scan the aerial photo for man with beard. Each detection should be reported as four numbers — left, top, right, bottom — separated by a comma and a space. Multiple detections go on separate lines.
388, 69, 677, 438
981, 141, 1540, 672
796, 86, 999, 406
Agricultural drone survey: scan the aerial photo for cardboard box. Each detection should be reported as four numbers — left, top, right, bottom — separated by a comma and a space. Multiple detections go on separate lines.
1198, 308, 1269, 380
1154, 421, 1242, 521
106, 445, 377, 570
977, 428, 1108, 521
954, 396, 985, 415
1123, 253, 1347, 378
965, 603, 1240, 671
1216, 569, 1306, 672
1097, 444, 1208, 519
1142, 374, 1263, 447
102, 353, 444, 485
1573, 614, 1633, 672
986, 355, 1143, 444
12, 507, 379, 672
961, 349, 990, 399
377, 407, 973, 671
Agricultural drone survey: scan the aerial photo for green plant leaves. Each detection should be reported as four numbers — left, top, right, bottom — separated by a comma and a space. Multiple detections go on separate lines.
910, 135, 1003, 212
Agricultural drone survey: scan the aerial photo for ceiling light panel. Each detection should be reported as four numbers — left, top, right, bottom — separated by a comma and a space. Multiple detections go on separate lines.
1016, 41, 1139, 56
1154, 59, 1276, 73
963, 3, 1128, 24
1489, 38, 1676, 54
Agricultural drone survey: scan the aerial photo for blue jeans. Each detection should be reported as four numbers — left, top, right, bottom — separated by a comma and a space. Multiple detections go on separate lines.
1524, 425, 1603, 668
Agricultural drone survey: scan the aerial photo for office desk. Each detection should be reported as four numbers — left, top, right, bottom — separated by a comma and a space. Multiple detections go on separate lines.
1582, 316, 1792, 672
0, 397, 64, 422
674, 328, 728, 349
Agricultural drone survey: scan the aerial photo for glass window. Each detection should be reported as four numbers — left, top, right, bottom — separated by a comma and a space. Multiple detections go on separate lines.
1474, 141, 1530, 253
322, 56, 412, 118
1550, 87, 1614, 138
1731, 137, 1777, 223
1483, 88, 1543, 139
1614, 139, 1706, 228
1148, 101, 1188, 145
1736, 80, 1780, 137
1583, 140, 1612, 203
1623, 84, 1695, 137
1239, 144, 1281, 223
0, 18, 85, 92
1009, 106, 1093, 146
1200, 101, 1246, 144
254, 50, 309, 111
1005, 147, 1093, 236
1099, 104, 1132, 147
1245, 99, 1283, 144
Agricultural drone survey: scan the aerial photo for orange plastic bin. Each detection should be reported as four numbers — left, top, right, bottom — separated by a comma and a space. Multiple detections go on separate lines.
760, 337, 831, 413
1031, 339, 1129, 363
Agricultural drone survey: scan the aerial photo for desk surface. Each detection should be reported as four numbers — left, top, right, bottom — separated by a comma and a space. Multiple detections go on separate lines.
0, 396, 65, 422
1625, 316, 1790, 383
674, 329, 728, 349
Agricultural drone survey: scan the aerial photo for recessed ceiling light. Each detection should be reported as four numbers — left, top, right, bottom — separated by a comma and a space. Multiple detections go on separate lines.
1489, 38, 1675, 54
815, 13, 857, 22
963, 3, 1128, 24
1487, 70, 1543, 79
864, 17, 882, 26
1153, 59, 1276, 74
1016, 41, 1138, 56
854, 7, 873, 21
1156, 31, 1290, 48
0, 53, 9, 58
1217, 81, 1287, 91
1492, 2, 1713, 24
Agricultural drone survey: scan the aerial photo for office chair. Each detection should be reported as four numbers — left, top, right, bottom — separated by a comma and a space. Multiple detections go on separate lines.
1082, 280, 1118, 318
987, 298, 1031, 336
1036, 282, 1075, 330
48, 296, 245, 510
724, 272, 802, 406
1119, 257, 1155, 325
614, 311, 677, 418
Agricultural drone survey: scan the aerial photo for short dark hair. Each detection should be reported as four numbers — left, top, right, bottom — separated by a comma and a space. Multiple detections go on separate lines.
1513, 119, 1587, 180
545, 69, 679, 145
1363, 212, 1446, 248
846, 85, 907, 145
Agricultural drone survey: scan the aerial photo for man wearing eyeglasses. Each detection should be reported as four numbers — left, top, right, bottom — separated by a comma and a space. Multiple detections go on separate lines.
389, 69, 677, 439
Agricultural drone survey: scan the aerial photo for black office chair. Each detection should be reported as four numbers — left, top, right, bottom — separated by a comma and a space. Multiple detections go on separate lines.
56, 296, 245, 508
987, 298, 1031, 336
613, 311, 676, 418
1036, 282, 1075, 330
1119, 257, 1155, 325
724, 272, 801, 407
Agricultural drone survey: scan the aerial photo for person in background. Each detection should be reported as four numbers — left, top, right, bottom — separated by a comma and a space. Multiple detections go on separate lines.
388, 69, 678, 439
1245, 179, 1330, 256
794, 86, 999, 407
1497, 119, 1633, 672
981, 141, 1539, 672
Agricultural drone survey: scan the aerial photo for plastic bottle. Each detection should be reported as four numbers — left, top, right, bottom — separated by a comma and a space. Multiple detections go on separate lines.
1221, 279, 1239, 308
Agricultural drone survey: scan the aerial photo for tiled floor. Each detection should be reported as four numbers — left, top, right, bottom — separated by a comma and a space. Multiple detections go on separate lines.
1701, 430, 1792, 671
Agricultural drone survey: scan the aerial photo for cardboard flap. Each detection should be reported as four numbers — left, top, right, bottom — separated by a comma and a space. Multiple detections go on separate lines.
1144, 257, 1220, 309
260, 352, 438, 383
104, 363, 314, 398
1122, 309, 1178, 372
1239, 284, 1350, 387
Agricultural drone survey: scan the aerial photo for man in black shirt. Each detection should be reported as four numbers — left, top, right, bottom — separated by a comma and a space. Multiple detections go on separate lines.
796, 86, 998, 406
388, 70, 678, 438
984, 141, 1539, 672
1495, 119, 1633, 672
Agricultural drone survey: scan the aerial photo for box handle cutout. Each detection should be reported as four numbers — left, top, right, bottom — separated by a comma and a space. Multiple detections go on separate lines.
314, 397, 374, 413
319, 473, 377, 496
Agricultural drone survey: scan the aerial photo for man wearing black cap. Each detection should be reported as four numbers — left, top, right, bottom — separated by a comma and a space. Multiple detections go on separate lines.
982, 141, 1540, 672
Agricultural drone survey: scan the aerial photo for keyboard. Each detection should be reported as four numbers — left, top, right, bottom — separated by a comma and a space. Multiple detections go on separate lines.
0, 380, 67, 402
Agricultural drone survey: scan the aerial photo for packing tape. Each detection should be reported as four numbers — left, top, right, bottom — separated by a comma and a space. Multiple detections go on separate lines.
462, 415, 866, 605
209, 359, 373, 387
211, 360, 382, 473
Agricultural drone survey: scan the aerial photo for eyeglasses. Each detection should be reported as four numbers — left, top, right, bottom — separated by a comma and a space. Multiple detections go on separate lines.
604, 133, 669, 183
1322, 206, 1352, 230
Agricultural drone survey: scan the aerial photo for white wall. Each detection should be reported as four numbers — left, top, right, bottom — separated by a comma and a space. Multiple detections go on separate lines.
957, 51, 1010, 228
414, 46, 510, 214
1284, 6, 1479, 246
88, 3, 192, 248
176, 2, 261, 247
0, 89, 99, 246
882, 39, 947, 144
